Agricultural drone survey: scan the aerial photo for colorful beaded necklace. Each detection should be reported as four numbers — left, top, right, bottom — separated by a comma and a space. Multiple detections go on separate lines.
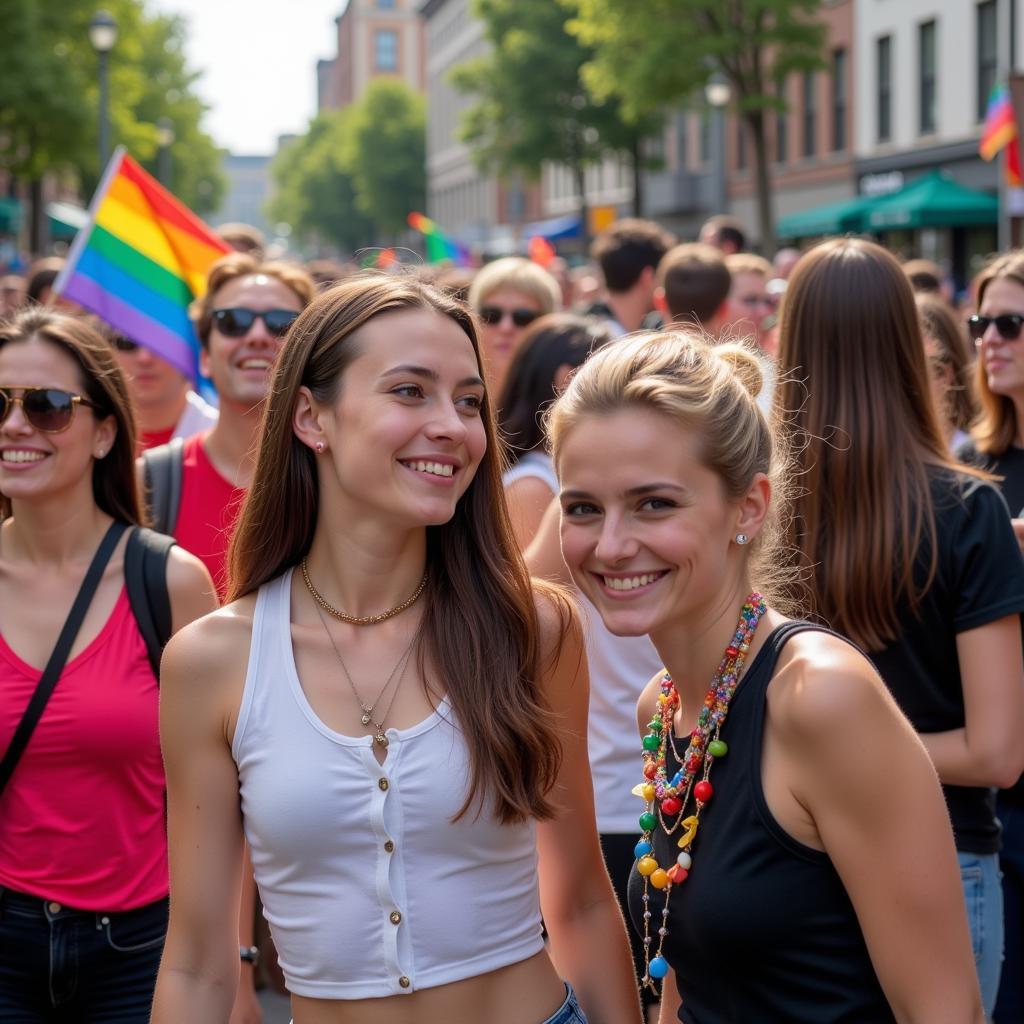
633, 593, 767, 990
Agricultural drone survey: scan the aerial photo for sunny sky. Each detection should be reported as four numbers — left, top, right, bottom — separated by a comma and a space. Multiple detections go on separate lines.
148, 0, 347, 155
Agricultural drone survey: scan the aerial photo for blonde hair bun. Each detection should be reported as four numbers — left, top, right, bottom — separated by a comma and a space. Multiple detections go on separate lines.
714, 342, 764, 400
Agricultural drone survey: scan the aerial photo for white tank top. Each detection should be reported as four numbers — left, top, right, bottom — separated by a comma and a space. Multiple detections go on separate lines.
231, 570, 544, 999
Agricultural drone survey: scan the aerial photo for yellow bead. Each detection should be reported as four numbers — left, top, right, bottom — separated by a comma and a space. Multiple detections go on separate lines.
650, 868, 669, 890
658, 694, 669, 705
637, 856, 658, 877
641, 783, 656, 802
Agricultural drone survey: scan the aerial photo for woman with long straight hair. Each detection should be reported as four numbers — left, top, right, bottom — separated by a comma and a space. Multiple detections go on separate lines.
775, 237, 1024, 1017
0, 309, 214, 1022
151, 274, 641, 1024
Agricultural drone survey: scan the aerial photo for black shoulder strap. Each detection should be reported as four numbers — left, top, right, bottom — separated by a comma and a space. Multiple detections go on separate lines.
0, 521, 127, 798
142, 436, 185, 536
124, 527, 176, 680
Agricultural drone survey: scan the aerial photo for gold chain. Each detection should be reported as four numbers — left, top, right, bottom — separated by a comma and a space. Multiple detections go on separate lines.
301, 558, 428, 625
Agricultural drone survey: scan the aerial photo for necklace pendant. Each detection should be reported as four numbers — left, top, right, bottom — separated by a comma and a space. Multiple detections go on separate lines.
374, 732, 389, 748
361, 712, 372, 726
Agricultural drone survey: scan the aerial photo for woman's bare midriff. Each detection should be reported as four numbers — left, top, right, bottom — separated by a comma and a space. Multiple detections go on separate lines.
290, 950, 566, 1024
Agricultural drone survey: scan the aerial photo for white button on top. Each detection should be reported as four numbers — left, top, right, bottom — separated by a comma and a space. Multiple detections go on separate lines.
47, 902, 62, 913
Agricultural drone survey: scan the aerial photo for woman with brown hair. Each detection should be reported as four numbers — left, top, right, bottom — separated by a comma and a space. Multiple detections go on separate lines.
0, 309, 214, 1021
548, 328, 981, 1022
151, 274, 641, 1024
775, 237, 1024, 1018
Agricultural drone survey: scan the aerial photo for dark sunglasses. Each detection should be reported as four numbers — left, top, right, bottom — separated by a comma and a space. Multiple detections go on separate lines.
967, 313, 1024, 342
211, 308, 300, 338
111, 335, 139, 353
0, 386, 101, 433
479, 306, 540, 328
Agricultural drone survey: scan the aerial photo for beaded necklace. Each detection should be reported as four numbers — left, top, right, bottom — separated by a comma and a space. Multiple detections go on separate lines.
633, 593, 767, 990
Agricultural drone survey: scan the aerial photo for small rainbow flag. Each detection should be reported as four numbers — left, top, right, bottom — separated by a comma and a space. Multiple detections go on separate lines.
407, 212, 472, 267
55, 148, 231, 381
980, 85, 1018, 162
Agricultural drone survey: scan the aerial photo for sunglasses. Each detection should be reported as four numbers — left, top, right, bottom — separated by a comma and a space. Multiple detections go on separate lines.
211, 308, 300, 338
967, 313, 1024, 342
479, 306, 540, 328
0, 386, 101, 433
111, 335, 140, 353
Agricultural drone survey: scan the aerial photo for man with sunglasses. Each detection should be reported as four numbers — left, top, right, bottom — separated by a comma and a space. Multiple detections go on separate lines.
109, 334, 217, 452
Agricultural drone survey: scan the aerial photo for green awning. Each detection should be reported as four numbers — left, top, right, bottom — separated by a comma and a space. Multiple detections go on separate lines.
777, 194, 876, 239
866, 171, 997, 230
47, 201, 88, 241
0, 197, 21, 234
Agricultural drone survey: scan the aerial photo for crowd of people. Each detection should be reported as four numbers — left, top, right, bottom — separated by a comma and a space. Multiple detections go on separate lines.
0, 211, 1022, 1024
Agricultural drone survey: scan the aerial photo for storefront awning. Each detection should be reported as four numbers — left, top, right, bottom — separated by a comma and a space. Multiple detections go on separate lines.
521, 213, 582, 241
47, 201, 89, 240
776, 194, 876, 239
0, 197, 21, 234
866, 171, 997, 230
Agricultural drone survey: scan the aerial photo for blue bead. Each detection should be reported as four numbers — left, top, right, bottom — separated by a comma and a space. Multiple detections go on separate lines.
649, 955, 669, 979
634, 840, 653, 858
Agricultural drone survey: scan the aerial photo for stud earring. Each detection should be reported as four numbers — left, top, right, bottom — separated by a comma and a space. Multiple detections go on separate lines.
315, 441, 325, 454
735, 533, 749, 545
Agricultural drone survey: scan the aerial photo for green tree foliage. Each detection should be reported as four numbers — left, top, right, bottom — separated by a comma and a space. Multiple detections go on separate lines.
451, 0, 658, 240
565, 0, 827, 253
267, 111, 377, 255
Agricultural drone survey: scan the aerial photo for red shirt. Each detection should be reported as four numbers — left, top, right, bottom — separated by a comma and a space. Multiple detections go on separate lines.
138, 424, 175, 453
0, 590, 167, 910
174, 432, 246, 600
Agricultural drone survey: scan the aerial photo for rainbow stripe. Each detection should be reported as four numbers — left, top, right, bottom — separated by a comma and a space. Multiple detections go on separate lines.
407, 212, 472, 267
980, 85, 1018, 162
55, 148, 230, 381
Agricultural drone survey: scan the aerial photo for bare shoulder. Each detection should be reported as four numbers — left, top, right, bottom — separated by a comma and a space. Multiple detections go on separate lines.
532, 578, 583, 660
636, 669, 666, 735
165, 545, 215, 601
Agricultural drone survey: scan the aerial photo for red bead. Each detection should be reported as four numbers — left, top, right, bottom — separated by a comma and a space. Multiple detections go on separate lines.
725, 646, 739, 658
661, 796, 682, 816
687, 756, 701, 773
693, 780, 713, 802
667, 865, 689, 884
644, 762, 657, 779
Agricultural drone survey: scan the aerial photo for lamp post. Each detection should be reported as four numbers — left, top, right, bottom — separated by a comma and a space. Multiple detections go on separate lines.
704, 71, 732, 217
88, 11, 118, 170
156, 117, 175, 189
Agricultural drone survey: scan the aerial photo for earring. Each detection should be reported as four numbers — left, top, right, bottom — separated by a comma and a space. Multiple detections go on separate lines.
735, 533, 749, 545
315, 441, 325, 454
95, 449, 106, 459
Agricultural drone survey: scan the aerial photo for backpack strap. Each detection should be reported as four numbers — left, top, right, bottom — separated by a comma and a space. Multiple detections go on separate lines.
124, 526, 176, 680
142, 436, 185, 536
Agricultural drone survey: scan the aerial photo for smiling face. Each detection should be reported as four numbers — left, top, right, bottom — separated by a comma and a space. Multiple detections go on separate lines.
315, 307, 488, 530
977, 277, 1024, 400
200, 273, 305, 409
557, 406, 754, 640
0, 338, 114, 508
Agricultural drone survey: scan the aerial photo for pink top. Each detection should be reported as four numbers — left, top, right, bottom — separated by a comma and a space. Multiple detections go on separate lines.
0, 588, 167, 910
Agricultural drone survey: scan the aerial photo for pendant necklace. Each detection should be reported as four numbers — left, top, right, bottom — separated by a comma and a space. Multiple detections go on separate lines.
632, 593, 767, 990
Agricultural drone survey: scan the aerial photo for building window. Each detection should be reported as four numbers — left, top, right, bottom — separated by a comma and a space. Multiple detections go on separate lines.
375, 29, 398, 71
775, 77, 788, 164
977, 1, 998, 121
832, 48, 847, 151
737, 119, 747, 170
699, 108, 711, 164
877, 36, 892, 142
919, 20, 937, 134
802, 70, 816, 157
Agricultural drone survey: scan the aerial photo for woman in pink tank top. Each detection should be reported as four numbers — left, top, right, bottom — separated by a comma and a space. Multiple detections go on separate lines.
0, 310, 215, 1022
152, 274, 643, 1024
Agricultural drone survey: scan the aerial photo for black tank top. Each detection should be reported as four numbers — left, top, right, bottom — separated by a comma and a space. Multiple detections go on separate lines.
626, 622, 896, 1023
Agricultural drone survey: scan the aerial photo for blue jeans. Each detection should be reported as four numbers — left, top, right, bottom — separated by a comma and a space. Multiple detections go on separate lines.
541, 983, 588, 1024
995, 799, 1024, 1023
959, 851, 1004, 1017
0, 885, 168, 1023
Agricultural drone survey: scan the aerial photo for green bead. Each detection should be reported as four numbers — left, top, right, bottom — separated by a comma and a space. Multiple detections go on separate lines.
708, 739, 728, 758
642, 734, 660, 751
647, 718, 661, 730
639, 812, 657, 832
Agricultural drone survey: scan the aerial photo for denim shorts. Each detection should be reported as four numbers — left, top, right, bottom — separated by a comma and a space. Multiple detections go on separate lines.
958, 850, 1004, 1018
541, 982, 588, 1024
0, 885, 168, 1023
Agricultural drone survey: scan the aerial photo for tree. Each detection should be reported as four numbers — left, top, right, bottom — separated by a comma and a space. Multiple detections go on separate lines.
451, 0, 659, 247
347, 79, 426, 236
267, 111, 377, 255
565, 0, 827, 254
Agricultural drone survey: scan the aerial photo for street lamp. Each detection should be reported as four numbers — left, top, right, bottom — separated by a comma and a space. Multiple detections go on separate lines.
704, 71, 732, 217
89, 11, 118, 170
156, 117, 175, 189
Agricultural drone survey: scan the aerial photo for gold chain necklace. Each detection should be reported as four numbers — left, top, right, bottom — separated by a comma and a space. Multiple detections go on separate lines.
312, 599, 418, 748
301, 558, 428, 625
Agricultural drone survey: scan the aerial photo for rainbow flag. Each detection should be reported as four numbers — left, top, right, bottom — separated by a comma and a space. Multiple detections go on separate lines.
407, 212, 472, 267
54, 148, 231, 381
980, 85, 1018, 161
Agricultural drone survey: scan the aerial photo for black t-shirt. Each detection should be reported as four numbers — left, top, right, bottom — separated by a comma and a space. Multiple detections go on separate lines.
867, 468, 1024, 851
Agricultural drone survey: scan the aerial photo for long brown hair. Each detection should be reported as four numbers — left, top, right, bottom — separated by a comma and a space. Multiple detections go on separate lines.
0, 309, 142, 525
775, 237, 969, 650
970, 250, 1024, 455
916, 292, 977, 434
228, 273, 563, 824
